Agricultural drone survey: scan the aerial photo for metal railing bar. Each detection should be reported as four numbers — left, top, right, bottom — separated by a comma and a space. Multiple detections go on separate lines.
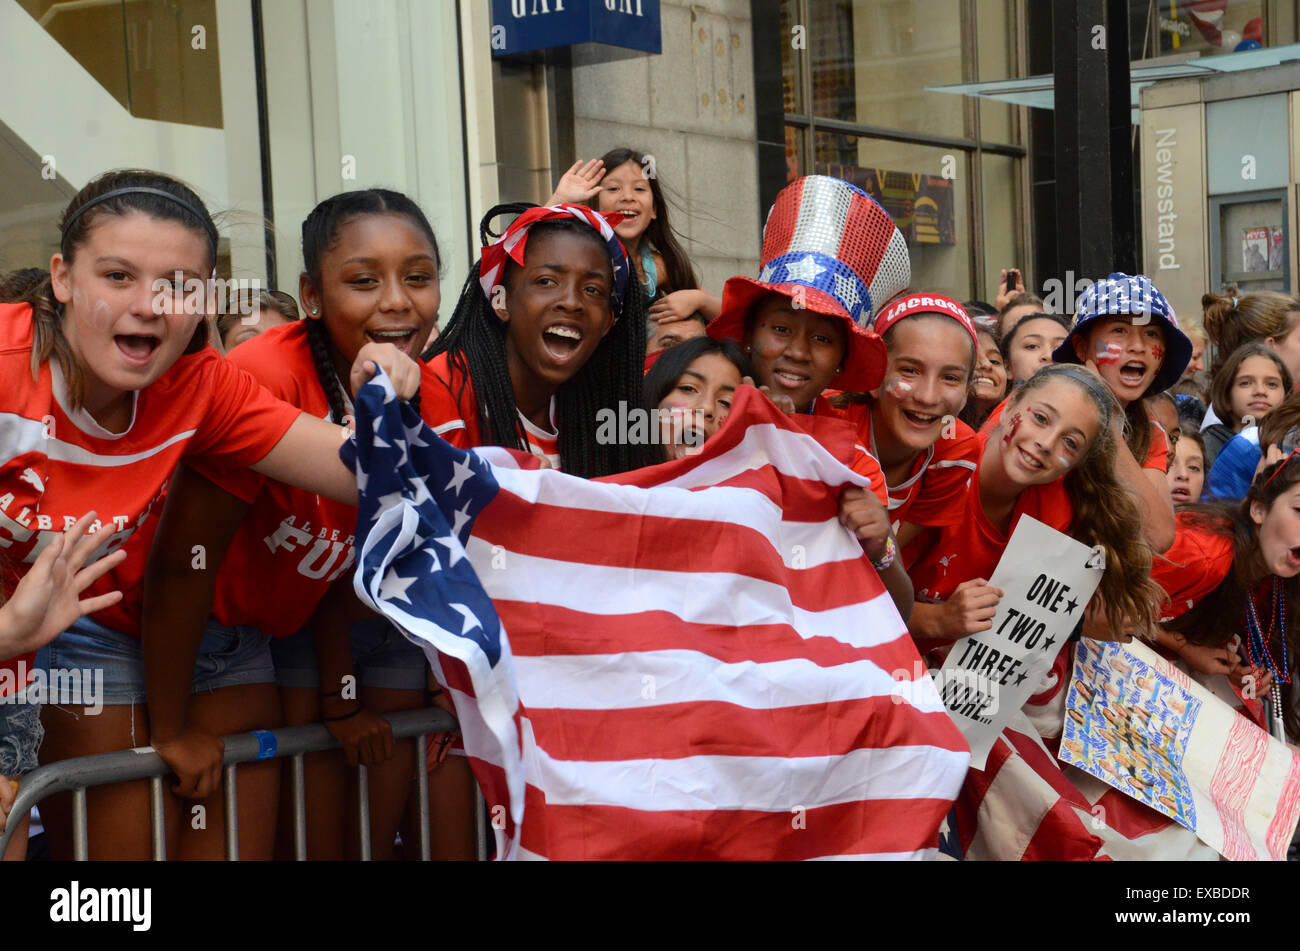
356, 765, 371, 861
223, 764, 239, 861
149, 775, 166, 861
0, 708, 455, 856
415, 734, 430, 862
291, 754, 307, 861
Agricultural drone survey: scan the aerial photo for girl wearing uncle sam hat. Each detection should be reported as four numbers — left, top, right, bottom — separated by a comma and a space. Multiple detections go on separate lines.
830, 292, 983, 552
707, 175, 915, 615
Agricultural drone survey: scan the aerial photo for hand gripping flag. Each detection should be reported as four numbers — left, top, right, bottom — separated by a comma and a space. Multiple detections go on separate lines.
342, 370, 970, 860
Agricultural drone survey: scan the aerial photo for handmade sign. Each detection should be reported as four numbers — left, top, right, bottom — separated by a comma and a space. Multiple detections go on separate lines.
937, 516, 1104, 769
1059, 637, 1300, 861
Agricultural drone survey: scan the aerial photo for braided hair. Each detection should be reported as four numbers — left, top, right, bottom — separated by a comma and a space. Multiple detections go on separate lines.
427, 203, 660, 478
300, 189, 440, 424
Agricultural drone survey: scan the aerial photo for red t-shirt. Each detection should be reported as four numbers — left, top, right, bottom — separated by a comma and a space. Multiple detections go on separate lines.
982, 395, 1169, 471
825, 399, 978, 526
0, 303, 301, 692
908, 431, 1075, 606
422, 353, 559, 467
1151, 516, 1235, 623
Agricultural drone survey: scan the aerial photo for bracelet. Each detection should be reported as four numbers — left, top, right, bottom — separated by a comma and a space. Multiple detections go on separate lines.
322, 706, 363, 723
870, 535, 897, 572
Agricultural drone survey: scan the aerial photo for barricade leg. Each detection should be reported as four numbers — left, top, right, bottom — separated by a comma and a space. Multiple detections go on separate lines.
149, 776, 166, 861
223, 764, 239, 861
414, 734, 430, 861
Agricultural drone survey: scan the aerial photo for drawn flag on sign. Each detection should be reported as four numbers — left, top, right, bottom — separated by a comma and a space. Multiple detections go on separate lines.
343, 371, 970, 860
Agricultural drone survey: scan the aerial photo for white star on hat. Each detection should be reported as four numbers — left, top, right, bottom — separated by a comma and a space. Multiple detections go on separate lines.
783, 254, 827, 283
833, 272, 862, 315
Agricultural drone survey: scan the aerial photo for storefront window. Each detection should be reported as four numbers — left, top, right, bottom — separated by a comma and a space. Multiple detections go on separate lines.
780, 0, 1024, 300
1154, 0, 1266, 56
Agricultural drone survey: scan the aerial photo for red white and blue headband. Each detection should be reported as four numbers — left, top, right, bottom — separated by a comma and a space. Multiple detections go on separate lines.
477, 204, 631, 319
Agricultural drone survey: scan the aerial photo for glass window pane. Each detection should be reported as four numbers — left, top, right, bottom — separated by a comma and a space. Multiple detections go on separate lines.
801, 0, 965, 137
981, 153, 1023, 299
780, 0, 802, 114
1155, 0, 1265, 57
814, 132, 971, 300
785, 125, 803, 182
975, 0, 1017, 145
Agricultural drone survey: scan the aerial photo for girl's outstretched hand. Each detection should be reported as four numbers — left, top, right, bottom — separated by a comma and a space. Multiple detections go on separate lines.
548, 159, 605, 206
351, 342, 421, 402
0, 511, 127, 661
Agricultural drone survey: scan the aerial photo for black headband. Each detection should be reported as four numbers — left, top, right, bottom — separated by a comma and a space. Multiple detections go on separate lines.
61, 186, 218, 260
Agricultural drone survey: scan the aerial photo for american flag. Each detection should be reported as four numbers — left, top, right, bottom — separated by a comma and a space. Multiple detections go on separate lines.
343, 371, 970, 860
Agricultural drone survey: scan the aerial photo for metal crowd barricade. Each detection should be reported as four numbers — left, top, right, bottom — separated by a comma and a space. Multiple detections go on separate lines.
0, 707, 489, 861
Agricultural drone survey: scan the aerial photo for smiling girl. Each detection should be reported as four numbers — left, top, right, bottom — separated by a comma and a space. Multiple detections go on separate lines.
831, 294, 982, 549
959, 319, 1007, 431
1001, 312, 1070, 386
909, 364, 1162, 648
549, 150, 718, 324
425, 203, 658, 477
140, 190, 465, 860
1201, 344, 1292, 470
706, 175, 914, 613
642, 336, 751, 462
1, 170, 418, 861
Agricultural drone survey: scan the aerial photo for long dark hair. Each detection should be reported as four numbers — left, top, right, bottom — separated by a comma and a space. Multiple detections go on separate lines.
24, 169, 215, 409
643, 335, 752, 409
1208, 342, 1293, 432
300, 189, 440, 424
1167, 458, 1300, 738
428, 203, 660, 478
596, 147, 697, 296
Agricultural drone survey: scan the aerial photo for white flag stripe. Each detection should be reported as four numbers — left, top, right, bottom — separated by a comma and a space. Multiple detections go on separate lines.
468, 545, 906, 649
513, 649, 947, 715
523, 723, 969, 812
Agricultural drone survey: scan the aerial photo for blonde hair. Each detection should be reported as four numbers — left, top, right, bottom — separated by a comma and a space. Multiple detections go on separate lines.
1003, 365, 1163, 639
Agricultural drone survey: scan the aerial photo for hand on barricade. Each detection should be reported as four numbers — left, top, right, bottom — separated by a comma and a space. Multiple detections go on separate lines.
323, 700, 395, 768
153, 727, 225, 800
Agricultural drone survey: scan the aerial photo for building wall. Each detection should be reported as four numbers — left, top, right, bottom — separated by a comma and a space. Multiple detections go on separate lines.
568, 0, 762, 296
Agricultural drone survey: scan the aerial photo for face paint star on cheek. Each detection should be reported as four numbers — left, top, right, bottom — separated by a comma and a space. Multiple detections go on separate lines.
1095, 342, 1124, 367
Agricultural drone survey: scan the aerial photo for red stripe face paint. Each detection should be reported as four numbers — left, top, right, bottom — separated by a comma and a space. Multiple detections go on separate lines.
1095, 342, 1124, 366
1002, 410, 1022, 445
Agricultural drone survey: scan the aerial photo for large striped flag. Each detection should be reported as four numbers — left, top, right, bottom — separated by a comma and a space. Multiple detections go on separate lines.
343, 371, 970, 860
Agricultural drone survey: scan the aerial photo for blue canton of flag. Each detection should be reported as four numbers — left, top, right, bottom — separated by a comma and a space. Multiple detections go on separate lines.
340, 370, 504, 663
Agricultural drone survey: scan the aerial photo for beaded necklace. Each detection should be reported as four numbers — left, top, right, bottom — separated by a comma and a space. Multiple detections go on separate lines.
1243, 576, 1291, 725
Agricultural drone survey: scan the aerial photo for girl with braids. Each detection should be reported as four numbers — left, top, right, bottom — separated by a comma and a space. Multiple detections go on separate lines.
549, 148, 721, 324
909, 364, 1163, 649
1147, 454, 1300, 741
0, 170, 420, 862
423, 202, 661, 477
142, 189, 475, 860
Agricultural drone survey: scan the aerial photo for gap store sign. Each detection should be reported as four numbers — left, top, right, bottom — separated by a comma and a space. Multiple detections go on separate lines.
491, 0, 662, 56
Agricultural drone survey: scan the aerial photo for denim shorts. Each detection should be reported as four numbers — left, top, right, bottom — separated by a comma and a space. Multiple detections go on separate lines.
0, 694, 44, 776
37, 615, 277, 707
270, 618, 427, 691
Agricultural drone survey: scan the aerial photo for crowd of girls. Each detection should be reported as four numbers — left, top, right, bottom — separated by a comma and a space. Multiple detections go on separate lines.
1, 158, 1298, 863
